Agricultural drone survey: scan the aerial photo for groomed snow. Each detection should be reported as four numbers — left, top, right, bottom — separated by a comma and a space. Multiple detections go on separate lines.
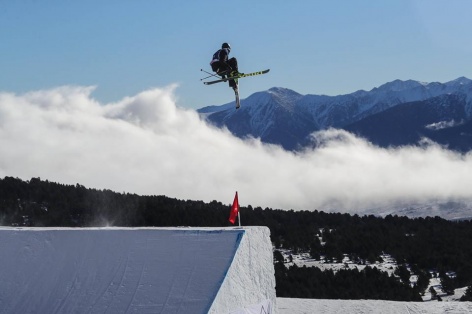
0, 227, 275, 314
277, 298, 472, 314
211, 227, 275, 313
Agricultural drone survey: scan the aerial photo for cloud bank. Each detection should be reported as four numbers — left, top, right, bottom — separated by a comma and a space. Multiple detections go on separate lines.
1, 86, 472, 216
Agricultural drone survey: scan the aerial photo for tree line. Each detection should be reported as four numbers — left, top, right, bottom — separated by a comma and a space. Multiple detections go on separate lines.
274, 262, 422, 301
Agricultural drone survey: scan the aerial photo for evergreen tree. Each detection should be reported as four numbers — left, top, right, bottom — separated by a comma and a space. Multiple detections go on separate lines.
439, 271, 456, 295
273, 250, 284, 264
460, 286, 472, 301
395, 265, 411, 285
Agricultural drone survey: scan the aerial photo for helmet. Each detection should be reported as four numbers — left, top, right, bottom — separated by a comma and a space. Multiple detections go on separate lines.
222, 42, 231, 50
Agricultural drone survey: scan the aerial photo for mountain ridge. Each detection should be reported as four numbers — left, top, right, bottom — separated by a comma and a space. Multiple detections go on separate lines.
198, 77, 472, 151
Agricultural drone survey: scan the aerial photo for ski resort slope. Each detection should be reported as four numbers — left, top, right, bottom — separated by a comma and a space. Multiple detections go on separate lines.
278, 298, 472, 313
0, 227, 275, 314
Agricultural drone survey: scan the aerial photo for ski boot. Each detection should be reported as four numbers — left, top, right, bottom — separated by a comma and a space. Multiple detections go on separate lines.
230, 70, 244, 78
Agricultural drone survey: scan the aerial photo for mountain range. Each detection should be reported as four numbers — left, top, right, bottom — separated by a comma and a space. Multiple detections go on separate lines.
198, 77, 472, 151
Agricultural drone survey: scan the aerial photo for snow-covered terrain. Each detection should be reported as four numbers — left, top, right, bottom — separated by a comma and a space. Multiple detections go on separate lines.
276, 249, 472, 312
0, 227, 275, 314
277, 298, 472, 314
280, 250, 399, 276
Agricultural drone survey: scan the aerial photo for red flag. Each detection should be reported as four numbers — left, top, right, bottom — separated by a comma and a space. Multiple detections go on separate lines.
228, 191, 239, 224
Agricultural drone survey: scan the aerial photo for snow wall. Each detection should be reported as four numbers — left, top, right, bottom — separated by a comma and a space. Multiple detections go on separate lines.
0, 227, 276, 314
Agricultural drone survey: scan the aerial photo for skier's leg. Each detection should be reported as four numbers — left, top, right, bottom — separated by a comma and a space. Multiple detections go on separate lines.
210, 62, 219, 73
211, 61, 229, 77
227, 58, 240, 87
228, 58, 238, 73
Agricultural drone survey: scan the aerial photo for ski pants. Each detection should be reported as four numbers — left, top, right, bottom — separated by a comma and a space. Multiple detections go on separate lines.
211, 58, 238, 75
211, 58, 238, 88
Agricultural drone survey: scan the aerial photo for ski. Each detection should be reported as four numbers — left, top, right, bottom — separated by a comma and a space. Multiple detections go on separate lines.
234, 87, 240, 109
203, 69, 270, 85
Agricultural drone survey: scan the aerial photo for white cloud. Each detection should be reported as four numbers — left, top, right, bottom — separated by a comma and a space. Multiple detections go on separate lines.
1, 86, 472, 215
425, 119, 464, 130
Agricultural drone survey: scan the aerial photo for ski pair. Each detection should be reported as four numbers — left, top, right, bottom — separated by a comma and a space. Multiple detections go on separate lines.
203, 69, 270, 85
203, 68, 269, 109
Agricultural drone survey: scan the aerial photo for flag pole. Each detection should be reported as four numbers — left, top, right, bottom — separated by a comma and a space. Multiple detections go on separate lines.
238, 205, 241, 227
237, 191, 241, 227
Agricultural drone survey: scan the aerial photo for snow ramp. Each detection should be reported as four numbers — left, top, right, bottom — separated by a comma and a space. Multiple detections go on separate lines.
0, 227, 275, 314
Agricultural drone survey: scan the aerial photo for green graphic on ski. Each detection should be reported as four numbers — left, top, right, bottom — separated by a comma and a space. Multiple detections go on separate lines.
203, 69, 270, 85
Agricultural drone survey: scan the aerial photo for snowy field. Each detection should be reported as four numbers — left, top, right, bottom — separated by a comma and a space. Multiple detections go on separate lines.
277, 298, 472, 314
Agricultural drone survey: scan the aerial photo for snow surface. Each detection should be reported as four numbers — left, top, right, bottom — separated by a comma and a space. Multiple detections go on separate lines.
277, 298, 472, 314
210, 226, 276, 313
0, 227, 275, 314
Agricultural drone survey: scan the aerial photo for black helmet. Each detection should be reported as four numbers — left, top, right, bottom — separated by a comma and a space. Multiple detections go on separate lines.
222, 42, 231, 49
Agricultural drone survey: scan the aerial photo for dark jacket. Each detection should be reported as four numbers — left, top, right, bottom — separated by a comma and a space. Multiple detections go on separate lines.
211, 48, 230, 64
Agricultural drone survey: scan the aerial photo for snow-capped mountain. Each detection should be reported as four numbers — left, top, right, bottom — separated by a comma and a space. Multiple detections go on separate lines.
198, 77, 472, 151
201, 88, 314, 150
344, 93, 472, 151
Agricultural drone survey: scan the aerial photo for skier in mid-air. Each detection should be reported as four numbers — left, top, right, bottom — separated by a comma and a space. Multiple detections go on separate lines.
204, 43, 269, 109
210, 42, 241, 91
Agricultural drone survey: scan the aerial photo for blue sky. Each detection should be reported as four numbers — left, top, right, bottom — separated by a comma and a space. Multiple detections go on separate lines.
2, 0, 472, 109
